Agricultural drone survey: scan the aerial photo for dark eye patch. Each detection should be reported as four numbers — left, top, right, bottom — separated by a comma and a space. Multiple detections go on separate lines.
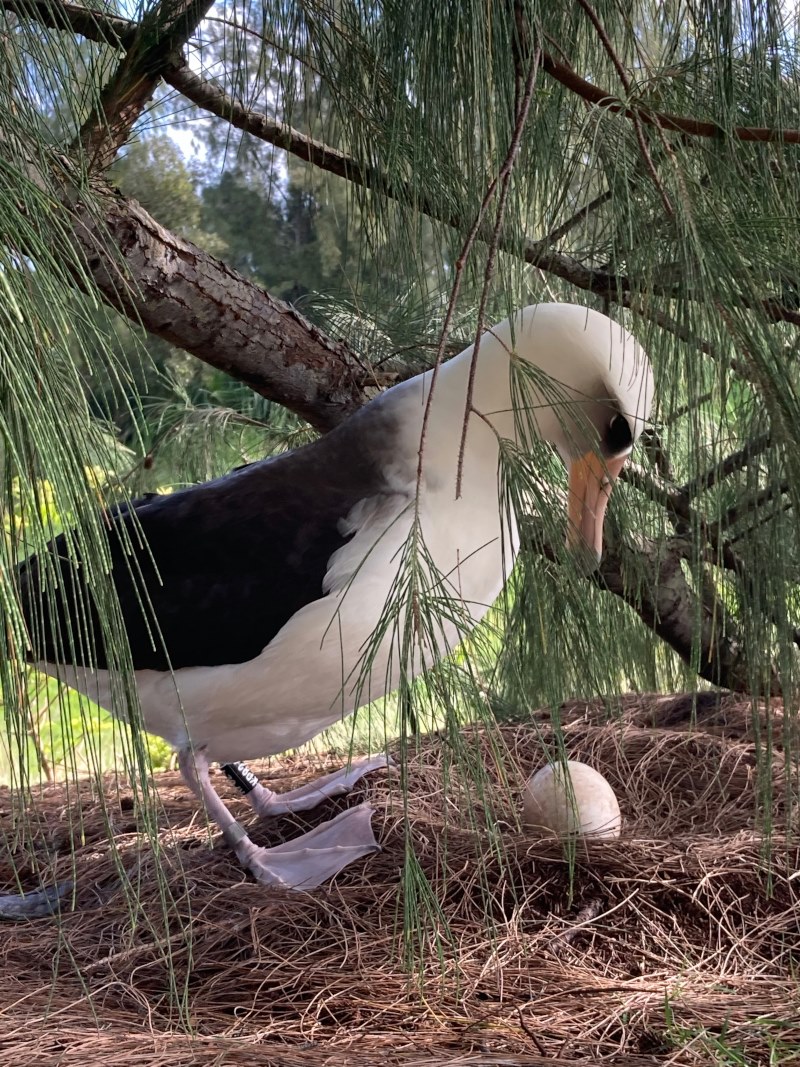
606, 413, 633, 454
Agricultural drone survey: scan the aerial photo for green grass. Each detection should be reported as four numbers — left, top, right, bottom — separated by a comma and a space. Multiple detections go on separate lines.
0, 673, 173, 787
662, 996, 800, 1066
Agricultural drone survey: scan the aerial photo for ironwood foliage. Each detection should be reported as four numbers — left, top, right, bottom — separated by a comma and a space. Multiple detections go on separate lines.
0, 0, 798, 760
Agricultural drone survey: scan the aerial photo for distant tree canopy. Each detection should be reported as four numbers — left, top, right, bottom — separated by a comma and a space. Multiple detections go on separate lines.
1, 0, 799, 726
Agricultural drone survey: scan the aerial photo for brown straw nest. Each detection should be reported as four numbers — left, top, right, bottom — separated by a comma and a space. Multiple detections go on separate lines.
0, 691, 798, 1065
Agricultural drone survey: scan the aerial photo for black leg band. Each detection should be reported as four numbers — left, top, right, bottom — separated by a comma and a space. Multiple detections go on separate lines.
221, 761, 260, 796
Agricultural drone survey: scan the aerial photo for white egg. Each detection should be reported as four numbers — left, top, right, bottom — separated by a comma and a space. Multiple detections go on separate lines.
523, 759, 621, 839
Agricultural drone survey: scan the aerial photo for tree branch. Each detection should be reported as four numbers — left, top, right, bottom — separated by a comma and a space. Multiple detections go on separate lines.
538, 50, 800, 146
165, 64, 800, 327
721, 480, 791, 530
574, 0, 673, 216
622, 463, 799, 652
639, 427, 675, 483
5, 0, 800, 330
76, 0, 214, 171
539, 188, 613, 246
680, 433, 773, 498
660, 391, 714, 426
67, 182, 369, 430
619, 298, 756, 383
164, 63, 382, 188
1, 0, 135, 45
523, 519, 779, 694
622, 465, 747, 576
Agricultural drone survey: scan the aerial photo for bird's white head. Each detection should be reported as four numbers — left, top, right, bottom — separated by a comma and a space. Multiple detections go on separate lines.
484, 303, 654, 563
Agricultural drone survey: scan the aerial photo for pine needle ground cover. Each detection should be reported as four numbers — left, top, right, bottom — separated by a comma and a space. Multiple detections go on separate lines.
0, 693, 798, 1065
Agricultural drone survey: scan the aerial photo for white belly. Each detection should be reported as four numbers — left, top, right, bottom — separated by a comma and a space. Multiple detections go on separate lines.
42, 486, 518, 765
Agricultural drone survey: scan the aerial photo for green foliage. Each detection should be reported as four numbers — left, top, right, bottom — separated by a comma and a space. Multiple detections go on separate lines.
112, 136, 228, 257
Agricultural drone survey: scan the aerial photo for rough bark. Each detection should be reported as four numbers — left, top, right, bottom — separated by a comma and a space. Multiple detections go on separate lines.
76, 0, 215, 171
69, 183, 370, 430
0, 7, 374, 429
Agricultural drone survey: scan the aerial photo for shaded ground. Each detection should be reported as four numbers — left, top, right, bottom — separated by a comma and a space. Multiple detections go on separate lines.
0, 692, 798, 1065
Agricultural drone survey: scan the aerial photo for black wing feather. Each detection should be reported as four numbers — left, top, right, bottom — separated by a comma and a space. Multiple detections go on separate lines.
17, 407, 395, 671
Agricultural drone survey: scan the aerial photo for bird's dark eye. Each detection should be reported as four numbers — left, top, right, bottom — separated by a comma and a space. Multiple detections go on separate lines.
606, 413, 633, 454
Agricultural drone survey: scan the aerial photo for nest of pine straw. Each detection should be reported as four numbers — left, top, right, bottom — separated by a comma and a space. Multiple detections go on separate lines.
0, 691, 798, 1066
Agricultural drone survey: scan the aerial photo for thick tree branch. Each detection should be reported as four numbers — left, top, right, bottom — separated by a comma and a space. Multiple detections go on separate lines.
0, 142, 367, 430
67, 182, 369, 430
1, 0, 135, 45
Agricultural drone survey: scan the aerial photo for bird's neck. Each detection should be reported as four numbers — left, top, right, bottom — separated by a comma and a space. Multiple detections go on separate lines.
416, 335, 561, 464
399, 339, 519, 496
439, 340, 516, 438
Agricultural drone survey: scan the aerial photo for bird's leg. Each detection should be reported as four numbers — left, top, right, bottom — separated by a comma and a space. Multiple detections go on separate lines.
221, 754, 395, 817
178, 748, 381, 890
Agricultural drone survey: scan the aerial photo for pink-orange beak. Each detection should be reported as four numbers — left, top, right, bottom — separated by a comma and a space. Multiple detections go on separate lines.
566, 452, 628, 563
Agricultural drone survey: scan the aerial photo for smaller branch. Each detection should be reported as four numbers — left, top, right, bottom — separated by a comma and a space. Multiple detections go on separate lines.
639, 427, 675, 482
729, 499, 793, 544
624, 464, 797, 653
76, 0, 214, 170
523, 518, 779, 694
163, 63, 382, 190
661, 391, 714, 426
619, 298, 751, 382
539, 49, 800, 145
679, 433, 773, 498
621, 464, 762, 593
169, 60, 624, 302
516, 1008, 548, 1057
760, 297, 800, 327
456, 50, 540, 497
721, 480, 791, 530
574, 0, 673, 215
540, 188, 613, 246
546, 897, 605, 956
165, 59, 800, 328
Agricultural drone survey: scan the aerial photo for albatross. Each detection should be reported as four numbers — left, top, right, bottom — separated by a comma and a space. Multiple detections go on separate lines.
13, 303, 653, 895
